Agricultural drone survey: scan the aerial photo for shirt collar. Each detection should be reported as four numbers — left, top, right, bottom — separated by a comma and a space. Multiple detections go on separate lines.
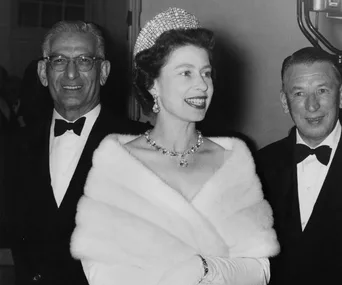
52, 104, 101, 123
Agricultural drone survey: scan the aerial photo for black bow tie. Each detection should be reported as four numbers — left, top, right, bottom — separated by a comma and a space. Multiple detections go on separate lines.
54, 117, 86, 137
295, 144, 332, 166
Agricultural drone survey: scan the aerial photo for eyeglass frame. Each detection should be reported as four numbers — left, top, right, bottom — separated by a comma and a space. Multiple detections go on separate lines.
42, 54, 105, 72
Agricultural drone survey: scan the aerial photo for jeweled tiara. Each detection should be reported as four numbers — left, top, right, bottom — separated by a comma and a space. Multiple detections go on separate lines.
133, 7, 201, 57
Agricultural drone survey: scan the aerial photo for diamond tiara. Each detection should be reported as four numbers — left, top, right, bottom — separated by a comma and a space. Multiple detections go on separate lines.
133, 7, 201, 57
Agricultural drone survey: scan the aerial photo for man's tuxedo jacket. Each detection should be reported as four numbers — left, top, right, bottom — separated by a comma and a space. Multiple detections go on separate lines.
7, 106, 149, 285
257, 128, 342, 285
0, 130, 6, 246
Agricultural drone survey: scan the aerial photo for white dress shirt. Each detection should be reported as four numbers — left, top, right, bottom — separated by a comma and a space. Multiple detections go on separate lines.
49, 104, 101, 207
296, 121, 341, 230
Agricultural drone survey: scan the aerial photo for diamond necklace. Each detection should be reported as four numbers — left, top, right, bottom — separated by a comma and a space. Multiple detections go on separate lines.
144, 129, 204, 167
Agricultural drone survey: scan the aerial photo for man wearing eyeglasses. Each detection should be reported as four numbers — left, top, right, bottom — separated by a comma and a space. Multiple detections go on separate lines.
7, 21, 149, 285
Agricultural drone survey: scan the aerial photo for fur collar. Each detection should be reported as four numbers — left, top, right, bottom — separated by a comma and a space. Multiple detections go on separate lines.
71, 134, 279, 273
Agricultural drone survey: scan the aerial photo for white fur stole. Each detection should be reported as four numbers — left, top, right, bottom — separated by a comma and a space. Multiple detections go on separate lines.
71, 134, 279, 278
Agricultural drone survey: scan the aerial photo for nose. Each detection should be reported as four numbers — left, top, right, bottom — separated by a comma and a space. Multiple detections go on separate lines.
305, 93, 320, 112
64, 59, 79, 80
196, 74, 208, 92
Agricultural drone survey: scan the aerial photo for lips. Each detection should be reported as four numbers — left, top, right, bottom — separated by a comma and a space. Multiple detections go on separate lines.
306, 116, 324, 124
184, 97, 207, 109
62, 85, 82, 91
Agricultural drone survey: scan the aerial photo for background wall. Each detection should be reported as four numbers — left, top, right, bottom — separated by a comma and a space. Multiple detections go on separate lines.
0, 0, 340, 148
326, 17, 342, 49
141, 0, 318, 149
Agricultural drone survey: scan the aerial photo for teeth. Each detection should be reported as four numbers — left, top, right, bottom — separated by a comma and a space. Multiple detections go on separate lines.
185, 98, 206, 106
63, 85, 81, 90
307, 117, 322, 123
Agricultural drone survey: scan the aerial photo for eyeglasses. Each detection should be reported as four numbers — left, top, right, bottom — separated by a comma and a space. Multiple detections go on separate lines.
43, 55, 104, 72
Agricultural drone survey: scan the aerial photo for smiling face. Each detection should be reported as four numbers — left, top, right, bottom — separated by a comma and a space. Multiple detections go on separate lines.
38, 31, 110, 120
151, 45, 213, 123
281, 61, 342, 147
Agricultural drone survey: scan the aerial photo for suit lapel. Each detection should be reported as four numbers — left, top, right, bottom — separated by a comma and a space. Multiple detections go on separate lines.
31, 114, 58, 210
278, 129, 303, 236
304, 132, 342, 232
41, 121, 58, 208
18, 113, 59, 234
59, 108, 112, 211
268, 129, 308, 272
57, 106, 149, 211
318, 131, 342, 202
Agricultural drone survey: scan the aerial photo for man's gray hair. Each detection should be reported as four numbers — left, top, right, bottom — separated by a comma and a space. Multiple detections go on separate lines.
42, 21, 105, 58
281, 47, 342, 90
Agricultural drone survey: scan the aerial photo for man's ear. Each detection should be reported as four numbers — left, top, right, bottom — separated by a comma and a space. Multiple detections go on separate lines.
37, 60, 48, 87
100, 60, 111, 86
280, 90, 289, 114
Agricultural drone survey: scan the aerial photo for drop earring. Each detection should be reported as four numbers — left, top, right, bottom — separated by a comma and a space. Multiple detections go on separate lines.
152, 96, 160, 113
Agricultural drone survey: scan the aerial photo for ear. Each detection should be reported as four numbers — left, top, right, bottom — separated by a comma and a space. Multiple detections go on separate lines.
37, 60, 48, 87
339, 84, 342, 109
148, 79, 159, 98
280, 90, 289, 114
100, 60, 111, 86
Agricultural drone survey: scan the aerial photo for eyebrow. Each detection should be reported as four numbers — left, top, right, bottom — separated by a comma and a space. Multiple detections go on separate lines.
289, 82, 331, 93
288, 87, 302, 94
316, 82, 331, 87
174, 63, 212, 70
48, 53, 93, 57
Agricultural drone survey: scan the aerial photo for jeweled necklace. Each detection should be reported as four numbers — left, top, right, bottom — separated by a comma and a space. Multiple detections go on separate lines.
144, 129, 204, 167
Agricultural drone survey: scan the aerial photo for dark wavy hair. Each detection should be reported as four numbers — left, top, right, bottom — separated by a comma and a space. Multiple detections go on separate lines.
133, 28, 215, 113
281, 47, 341, 91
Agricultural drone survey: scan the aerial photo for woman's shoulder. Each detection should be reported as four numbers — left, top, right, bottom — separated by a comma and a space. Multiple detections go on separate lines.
206, 136, 251, 154
91, 134, 141, 167
205, 136, 256, 170
95, 133, 143, 154
123, 134, 156, 157
124, 134, 149, 149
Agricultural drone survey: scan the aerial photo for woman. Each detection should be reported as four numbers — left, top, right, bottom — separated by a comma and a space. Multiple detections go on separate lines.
71, 7, 279, 285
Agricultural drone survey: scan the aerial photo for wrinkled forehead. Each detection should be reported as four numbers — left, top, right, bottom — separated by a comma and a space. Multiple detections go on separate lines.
49, 31, 97, 56
283, 62, 339, 87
